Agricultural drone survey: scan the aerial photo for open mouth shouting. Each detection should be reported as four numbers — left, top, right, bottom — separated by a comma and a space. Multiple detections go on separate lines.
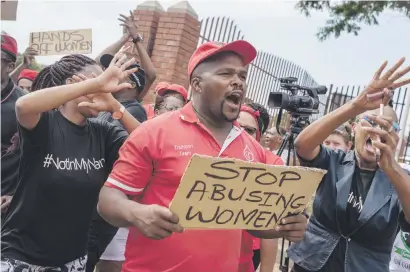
364, 136, 377, 155
224, 90, 243, 110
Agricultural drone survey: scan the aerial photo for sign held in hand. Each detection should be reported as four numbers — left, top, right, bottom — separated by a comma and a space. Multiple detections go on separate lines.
29, 29, 92, 56
1, 0, 18, 21
170, 155, 326, 230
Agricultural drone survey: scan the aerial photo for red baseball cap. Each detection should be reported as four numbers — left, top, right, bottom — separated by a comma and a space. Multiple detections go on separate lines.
155, 81, 171, 93
18, 69, 39, 82
157, 83, 188, 102
187, 40, 257, 79
1, 34, 18, 60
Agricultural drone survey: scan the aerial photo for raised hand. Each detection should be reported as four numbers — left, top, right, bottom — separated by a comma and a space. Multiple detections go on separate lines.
361, 114, 400, 171
72, 73, 122, 113
95, 49, 137, 93
353, 58, 410, 112
119, 11, 139, 39
22, 47, 38, 66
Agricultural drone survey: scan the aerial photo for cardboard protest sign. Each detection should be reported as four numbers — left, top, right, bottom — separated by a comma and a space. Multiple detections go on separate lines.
1, 0, 18, 21
29, 29, 92, 56
170, 155, 326, 230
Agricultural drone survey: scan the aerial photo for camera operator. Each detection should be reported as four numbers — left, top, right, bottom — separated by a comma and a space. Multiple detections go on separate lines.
322, 122, 352, 152
288, 58, 410, 272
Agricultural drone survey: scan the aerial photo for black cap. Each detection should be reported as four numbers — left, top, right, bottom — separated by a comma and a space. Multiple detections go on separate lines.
100, 54, 146, 93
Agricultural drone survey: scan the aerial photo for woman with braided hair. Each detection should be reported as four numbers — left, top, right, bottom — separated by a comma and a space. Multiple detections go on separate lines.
237, 102, 281, 272
1, 51, 140, 272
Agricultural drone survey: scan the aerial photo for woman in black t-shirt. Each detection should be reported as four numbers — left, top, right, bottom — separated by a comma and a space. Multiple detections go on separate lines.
1, 52, 140, 271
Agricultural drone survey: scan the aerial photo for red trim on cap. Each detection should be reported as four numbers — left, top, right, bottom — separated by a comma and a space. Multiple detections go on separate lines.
1, 34, 17, 58
188, 40, 257, 78
157, 84, 188, 101
18, 69, 38, 82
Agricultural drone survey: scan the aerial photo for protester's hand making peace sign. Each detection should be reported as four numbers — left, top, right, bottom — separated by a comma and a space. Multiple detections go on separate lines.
119, 10, 140, 39
353, 57, 410, 112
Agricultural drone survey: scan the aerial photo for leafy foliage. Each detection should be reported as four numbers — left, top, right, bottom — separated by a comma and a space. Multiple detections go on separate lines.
296, 1, 410, 41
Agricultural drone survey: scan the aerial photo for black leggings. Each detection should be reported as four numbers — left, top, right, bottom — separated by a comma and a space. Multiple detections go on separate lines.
252, 249, 261, 270
86, 214, 118, 272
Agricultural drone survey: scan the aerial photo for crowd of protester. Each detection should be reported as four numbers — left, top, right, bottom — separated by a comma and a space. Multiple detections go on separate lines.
1, 10, 410, 272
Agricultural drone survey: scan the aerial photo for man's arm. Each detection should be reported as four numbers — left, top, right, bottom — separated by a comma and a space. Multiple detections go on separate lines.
9, 47, 38, 81
97, 125, 183, 239
295, 101, 360, 161
121, 11, 156, 100
95, 34, 129, 66
259, 239, 278, 272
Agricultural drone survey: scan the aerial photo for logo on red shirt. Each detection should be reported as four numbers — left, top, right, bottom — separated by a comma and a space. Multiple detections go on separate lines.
243, 145, 254, 162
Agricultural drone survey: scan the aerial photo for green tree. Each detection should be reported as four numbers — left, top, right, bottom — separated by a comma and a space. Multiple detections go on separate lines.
15, 53, 45, 71
296, 1, 410, 41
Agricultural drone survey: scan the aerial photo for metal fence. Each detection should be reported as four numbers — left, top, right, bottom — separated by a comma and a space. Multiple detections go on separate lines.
198, 16, 325, 122
198, 16, 410, 163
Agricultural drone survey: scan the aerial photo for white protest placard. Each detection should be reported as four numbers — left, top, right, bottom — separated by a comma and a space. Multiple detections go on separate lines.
170, 154, 326, 230
1, 0, 18, 21
29, 29, 92, 56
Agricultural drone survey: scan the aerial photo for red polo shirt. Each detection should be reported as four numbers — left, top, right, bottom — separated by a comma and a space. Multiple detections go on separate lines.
105, 102, 283, 272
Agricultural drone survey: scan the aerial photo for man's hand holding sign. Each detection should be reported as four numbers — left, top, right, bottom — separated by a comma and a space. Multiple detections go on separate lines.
169, 155, 326, 240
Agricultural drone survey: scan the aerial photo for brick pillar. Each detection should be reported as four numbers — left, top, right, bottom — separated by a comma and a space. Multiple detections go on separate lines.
150, 1, 200, 96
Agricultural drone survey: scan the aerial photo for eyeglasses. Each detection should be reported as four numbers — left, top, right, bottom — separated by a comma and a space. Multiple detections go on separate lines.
361, 116, 400, 132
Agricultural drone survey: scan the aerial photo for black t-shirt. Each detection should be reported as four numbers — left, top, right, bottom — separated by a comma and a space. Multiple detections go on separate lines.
294, 167, 375, 272
89, 100, 147, 236
1, 110, 128, 266
1, 79, 27, 196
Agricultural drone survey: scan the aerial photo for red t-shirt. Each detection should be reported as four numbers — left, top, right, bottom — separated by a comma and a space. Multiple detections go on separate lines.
142, 104, 155, 119
106, 102, 283, 272
238, 151, 283, 272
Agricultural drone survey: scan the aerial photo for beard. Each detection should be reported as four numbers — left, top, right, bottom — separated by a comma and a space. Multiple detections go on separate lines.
220, 100, 240, 122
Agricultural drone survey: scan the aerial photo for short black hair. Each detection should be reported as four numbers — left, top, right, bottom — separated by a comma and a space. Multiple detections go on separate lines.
161, 90, 185, 103
246, 102, 270, 134
154, 95, 165, 111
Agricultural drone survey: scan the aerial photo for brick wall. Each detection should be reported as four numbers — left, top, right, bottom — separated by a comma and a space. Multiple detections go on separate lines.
126, 1, 200, 105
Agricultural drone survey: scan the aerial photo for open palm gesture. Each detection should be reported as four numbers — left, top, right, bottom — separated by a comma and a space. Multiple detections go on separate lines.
353, 57, 410, 112
71, 73, 121, 113
95, 49, 137, 93
119, 11, 139, 38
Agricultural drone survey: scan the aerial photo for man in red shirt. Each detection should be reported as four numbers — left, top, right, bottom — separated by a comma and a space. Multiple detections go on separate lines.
98, 40, 308, 272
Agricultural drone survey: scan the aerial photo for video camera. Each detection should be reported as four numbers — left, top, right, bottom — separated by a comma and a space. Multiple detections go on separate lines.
268, 77, 327, 115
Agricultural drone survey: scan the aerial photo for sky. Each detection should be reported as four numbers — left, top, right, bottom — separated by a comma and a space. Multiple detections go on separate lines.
2, 0, 410, 157
2, 0, 410, 87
